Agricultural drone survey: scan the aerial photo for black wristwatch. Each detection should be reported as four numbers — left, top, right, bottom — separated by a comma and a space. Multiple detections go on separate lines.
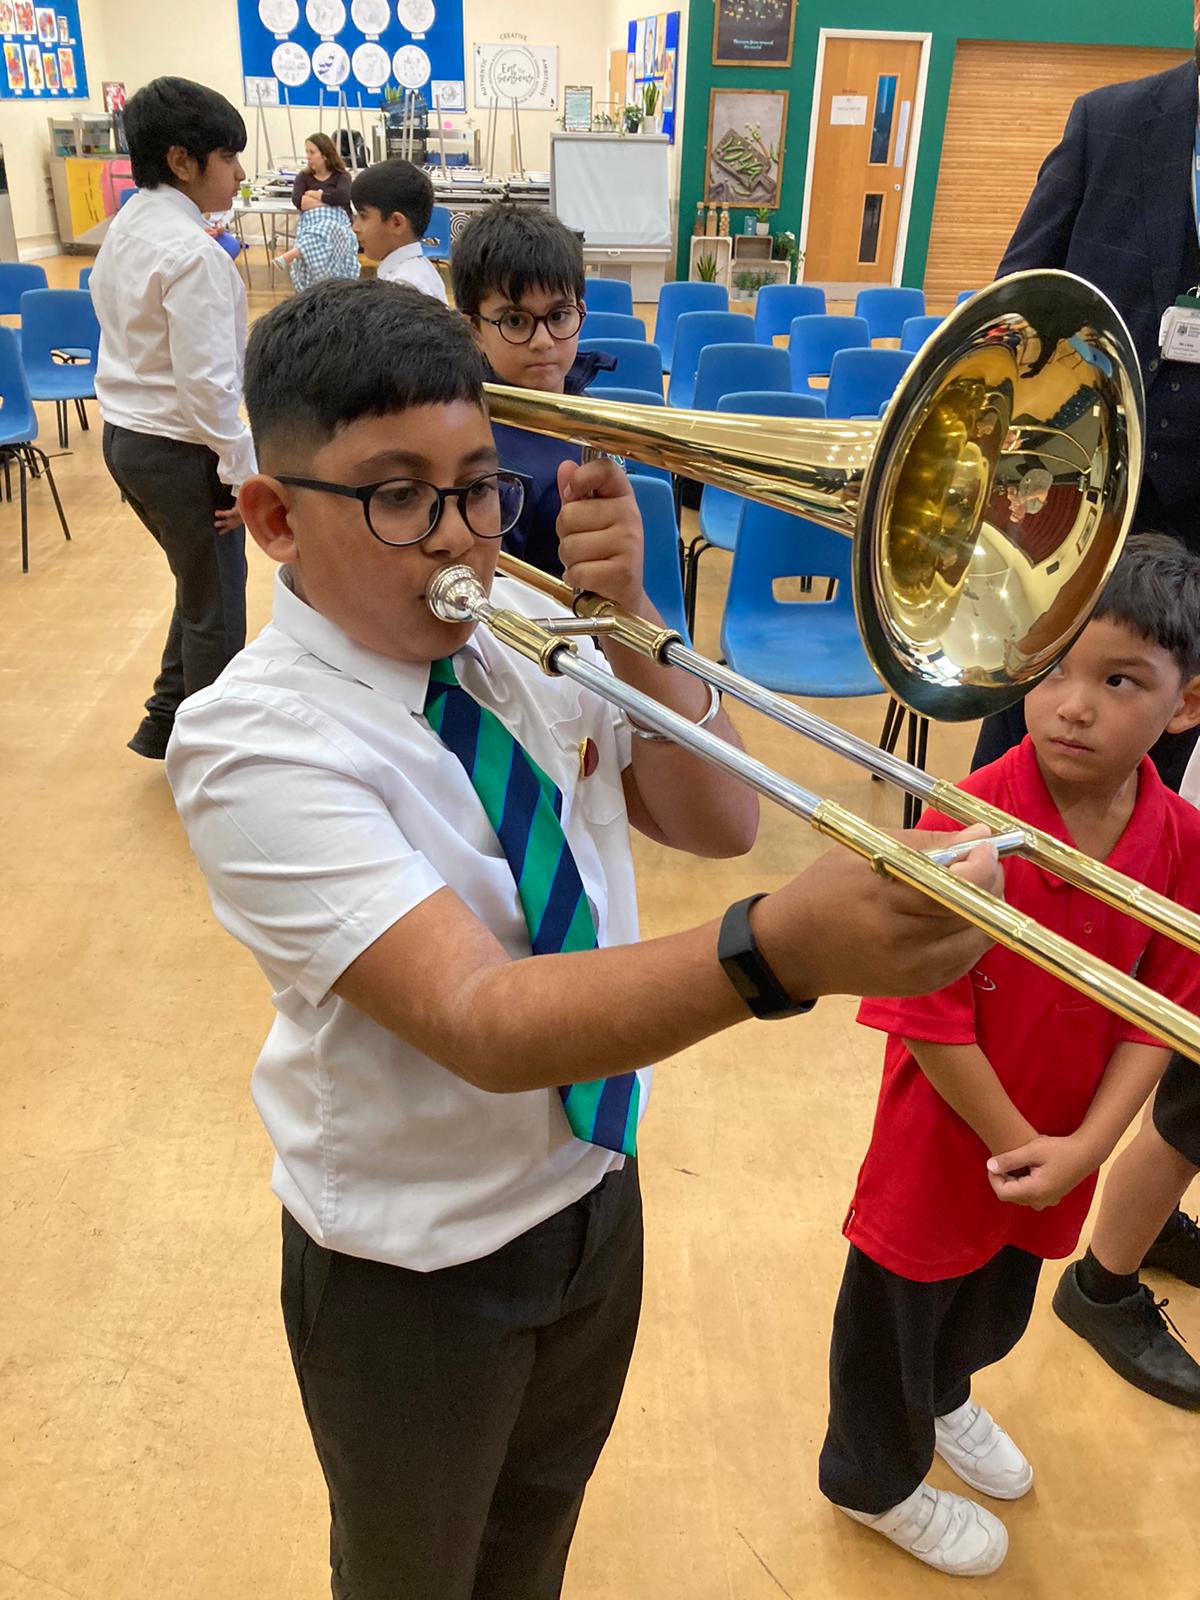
717, 894, 817, 1021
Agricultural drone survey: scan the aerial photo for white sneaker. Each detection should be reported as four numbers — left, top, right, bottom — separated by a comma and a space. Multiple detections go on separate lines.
838, 1482, 1008, 1577
935, 1401, 1033, 1500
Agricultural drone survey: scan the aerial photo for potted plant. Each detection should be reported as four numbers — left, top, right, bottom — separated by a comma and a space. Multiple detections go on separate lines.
772, 229, 801, 283
622, 102, 643, 136
641, 81, 661, 135
733, 268, 770, 303
755, 206, 771, 237
695, 253, 719, 283
382, 85, 404, 129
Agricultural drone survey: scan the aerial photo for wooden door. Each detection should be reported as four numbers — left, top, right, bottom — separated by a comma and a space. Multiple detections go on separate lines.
803, 35, 925, 286
924, 40, 1192, 303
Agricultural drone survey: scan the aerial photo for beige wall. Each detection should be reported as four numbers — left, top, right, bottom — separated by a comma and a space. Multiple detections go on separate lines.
13, 0, 689, 252
603, 0, 688, 199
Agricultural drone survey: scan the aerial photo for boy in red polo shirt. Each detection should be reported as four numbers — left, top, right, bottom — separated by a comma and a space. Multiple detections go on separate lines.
819, 534, 1200, 1579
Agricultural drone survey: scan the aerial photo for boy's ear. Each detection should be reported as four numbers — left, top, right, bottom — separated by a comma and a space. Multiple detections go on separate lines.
239, 475, 299, 566
464, 310, 484, 348
1166, 672, 1200, 735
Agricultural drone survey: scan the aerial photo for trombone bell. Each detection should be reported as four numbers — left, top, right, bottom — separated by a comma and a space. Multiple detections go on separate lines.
484, 270, 1144, 722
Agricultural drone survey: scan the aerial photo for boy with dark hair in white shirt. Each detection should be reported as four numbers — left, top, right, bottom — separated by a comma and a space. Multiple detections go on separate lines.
350, 157, 447, 303
167, 276, 1003, 1600
91, 76, 253, 760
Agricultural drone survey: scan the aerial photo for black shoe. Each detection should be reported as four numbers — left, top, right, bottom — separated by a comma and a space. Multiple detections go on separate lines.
1142, 1209, 1200, 1287
127, 716, 172, 760
1052, 1261, 1200, 1410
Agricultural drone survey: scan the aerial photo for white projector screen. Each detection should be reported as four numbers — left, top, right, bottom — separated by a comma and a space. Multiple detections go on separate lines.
550, 134, 671, 249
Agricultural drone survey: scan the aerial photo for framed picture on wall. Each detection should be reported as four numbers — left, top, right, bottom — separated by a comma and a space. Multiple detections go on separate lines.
705, 87, 788, 207
712, 0, 796, 69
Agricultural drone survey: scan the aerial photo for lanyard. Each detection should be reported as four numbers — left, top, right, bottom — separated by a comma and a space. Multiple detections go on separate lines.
1194, 123, 1200, 248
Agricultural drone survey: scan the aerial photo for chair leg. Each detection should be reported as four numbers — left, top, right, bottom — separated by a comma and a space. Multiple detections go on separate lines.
875, 698, 901, 777
34, 448, 71, 543
75, 396, 90, 433
18, 450, 28, 572
683, 535, 709, 638
2, 452, 10, 504
902, 711, 928, 827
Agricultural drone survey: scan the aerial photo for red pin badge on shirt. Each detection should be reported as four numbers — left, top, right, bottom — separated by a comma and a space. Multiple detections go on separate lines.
578, 737, 599, 779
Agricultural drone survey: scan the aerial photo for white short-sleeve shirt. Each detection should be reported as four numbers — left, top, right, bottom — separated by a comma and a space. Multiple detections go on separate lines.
167, 569, 649, 1271
375, 241, 449, 303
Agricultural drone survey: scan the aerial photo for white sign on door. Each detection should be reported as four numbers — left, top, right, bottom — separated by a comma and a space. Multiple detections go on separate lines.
830, 94, 868, 126
473, 42, 558, 110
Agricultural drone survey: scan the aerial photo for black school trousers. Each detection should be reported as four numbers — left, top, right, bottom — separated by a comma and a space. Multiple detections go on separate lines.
103, 424, 246, 729
818, 1243, 1042, 1515
281, 1161, 643, 1600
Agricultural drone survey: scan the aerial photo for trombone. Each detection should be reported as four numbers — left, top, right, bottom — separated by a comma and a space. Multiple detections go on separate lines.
426, 271, 1200, 1060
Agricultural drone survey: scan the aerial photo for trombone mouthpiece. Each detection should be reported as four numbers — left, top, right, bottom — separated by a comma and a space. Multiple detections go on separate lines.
427, 564, 486, 623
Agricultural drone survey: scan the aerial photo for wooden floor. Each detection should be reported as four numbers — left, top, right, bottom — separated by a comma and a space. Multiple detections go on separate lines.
2, 254, 1197, 1600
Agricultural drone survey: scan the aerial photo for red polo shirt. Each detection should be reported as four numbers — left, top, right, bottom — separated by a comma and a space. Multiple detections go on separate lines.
849, 737, 1200, 1282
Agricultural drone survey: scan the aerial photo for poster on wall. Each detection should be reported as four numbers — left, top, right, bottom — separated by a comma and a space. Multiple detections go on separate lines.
0, 0, 87, 99
705, 87, 788, 207
473, 42, 558, 111
713, 0, 796, 69
626, 10, 679, 142
236, 0, 464, 109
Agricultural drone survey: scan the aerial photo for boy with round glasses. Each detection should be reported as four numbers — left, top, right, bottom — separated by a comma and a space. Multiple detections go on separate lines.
452, 204, 618, 576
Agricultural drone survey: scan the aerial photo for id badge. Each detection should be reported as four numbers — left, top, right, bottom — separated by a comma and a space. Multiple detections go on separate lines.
1159, 306, 1200, 365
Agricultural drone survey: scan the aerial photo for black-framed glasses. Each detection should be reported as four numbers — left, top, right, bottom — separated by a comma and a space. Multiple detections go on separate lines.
475, 304, 585, 345
275, 469, 529, 547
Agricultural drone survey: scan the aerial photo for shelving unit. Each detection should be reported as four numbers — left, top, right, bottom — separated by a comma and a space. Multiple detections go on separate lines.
688, 231, 791, 297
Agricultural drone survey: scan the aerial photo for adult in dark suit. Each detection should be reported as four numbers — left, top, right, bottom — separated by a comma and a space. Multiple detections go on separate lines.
973, 47, 1200, 790
967, 34, 1200, 1411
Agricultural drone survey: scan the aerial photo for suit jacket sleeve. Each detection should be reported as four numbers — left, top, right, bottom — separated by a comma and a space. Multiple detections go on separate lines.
997, 96, 1089, 276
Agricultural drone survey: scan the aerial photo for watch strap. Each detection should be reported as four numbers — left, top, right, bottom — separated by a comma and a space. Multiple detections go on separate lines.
717, 894, 817, 1021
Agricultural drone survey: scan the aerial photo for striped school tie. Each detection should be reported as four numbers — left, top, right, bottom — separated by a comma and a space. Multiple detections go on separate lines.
424, 656, 641, 1156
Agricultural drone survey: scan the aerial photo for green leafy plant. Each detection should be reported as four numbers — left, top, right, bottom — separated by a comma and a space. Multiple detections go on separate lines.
695, 254, 719, 283
754, 206, 771, 224
733, 269, 772, 297
382, 85, 402, 105
771, 229, 800, 280
622, 102, 643, 134
641, 82, 660, 119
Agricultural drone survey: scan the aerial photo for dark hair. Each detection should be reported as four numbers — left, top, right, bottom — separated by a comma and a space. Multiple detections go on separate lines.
450, 204, 585, 316
305, 130, 345, 176
1092, 531, 1200, 679
124, 77, 246, 189
349, 159, 433, 237
244, 278, 486, 468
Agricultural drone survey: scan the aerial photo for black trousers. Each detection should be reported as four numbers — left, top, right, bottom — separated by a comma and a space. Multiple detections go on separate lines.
102, 423, 246, 728
818, 1244, 1042, 1515
281, 1162, 643, 1600
1153, 1053, 1200, 1167
971, 486, 1200, 791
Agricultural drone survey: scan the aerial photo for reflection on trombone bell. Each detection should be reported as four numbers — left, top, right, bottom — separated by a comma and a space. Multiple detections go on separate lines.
424, 270, 1200, 1062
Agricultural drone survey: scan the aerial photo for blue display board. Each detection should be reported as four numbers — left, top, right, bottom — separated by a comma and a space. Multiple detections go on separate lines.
627, 10, 679, 143
237, 0, 465, 111
0, 0, 89, 100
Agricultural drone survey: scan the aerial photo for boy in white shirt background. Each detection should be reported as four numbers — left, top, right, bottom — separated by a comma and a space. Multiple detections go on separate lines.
90, 77, 255, 760
350, 157, 448, 303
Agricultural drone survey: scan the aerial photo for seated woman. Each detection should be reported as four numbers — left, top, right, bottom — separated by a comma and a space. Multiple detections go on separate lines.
280, 190, 361, 290
273, 131, 354, 281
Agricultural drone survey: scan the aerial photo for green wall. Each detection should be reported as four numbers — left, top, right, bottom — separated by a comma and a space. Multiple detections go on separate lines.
677, 0, 1195, 282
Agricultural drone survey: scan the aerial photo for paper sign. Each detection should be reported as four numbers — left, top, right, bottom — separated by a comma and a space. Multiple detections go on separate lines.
830, 93, 867, 126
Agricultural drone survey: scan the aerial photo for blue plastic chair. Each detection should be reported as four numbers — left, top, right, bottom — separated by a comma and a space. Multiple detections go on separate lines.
854, 286, 926, 343
580, 311, 646, 343
719, 501, 882, 698
78, 266, 92, 290
691, 342, 789, 413
628, 475, 690, 644
787, 314, 870, 398
592, 386, 671, 487
900, 314, 943, 352
20, 289, 100, 448
666, 311, 752, 409
687, 390, 826, 631
423, 204, 451, 263
653, 281, 728, 372
118, 186, 138, 208
753, 283, 826, 345
824, 347, 913, 419
584, 277, 634, 317
0, 326, 71, 572
0, 263, 48, 316
578, 337, 663, 394
956, 289, 980, 306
